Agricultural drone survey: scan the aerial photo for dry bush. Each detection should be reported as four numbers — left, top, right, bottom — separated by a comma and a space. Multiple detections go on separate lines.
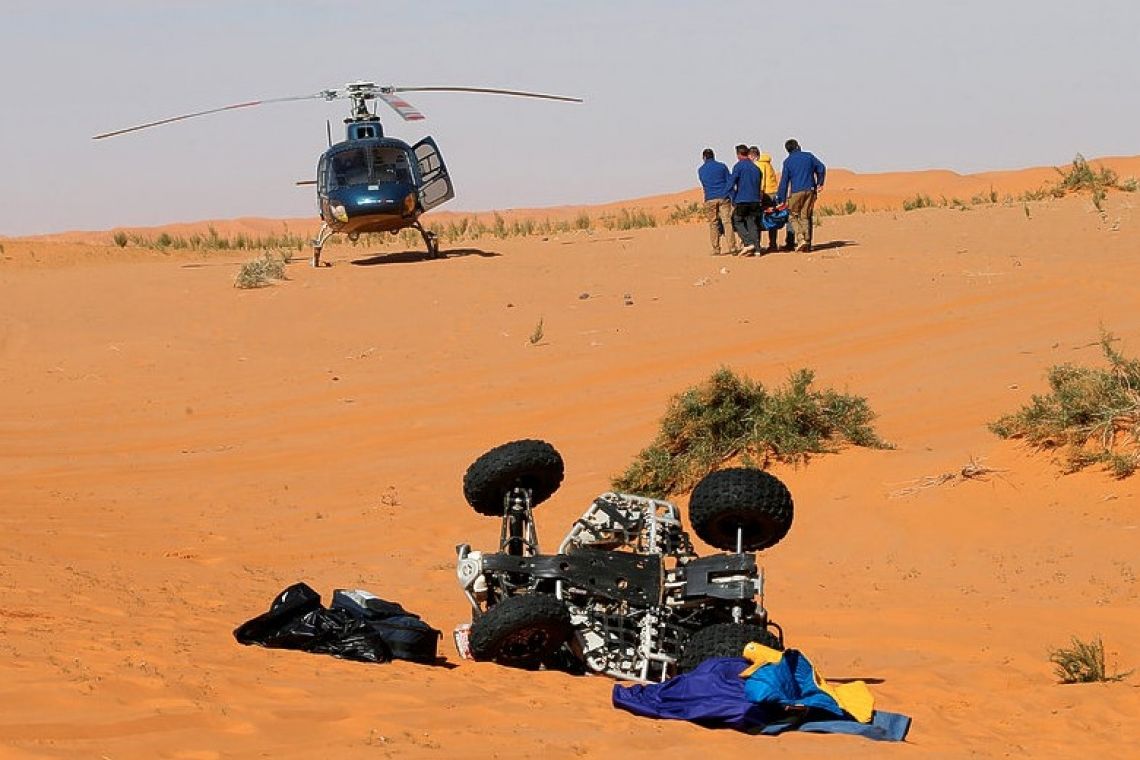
1049, 636, 1131, 683
889, 456, 1005, 498
528, 317, 545, 346
234, 251, 288, 289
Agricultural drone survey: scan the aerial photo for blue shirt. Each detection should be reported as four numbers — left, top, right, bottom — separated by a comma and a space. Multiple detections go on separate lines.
727, 158, 762, 203
697, 159, 731, 201
777, 150, 826, 202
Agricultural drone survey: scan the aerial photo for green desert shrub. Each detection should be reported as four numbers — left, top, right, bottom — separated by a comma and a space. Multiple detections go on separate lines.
667, 201, 703, 223
1019, 187, 1051, 202
492, 213, 508, 238
1054, 154, 1120, 211
112, 231, 129, 247
971, 188, 999, 205
1055, 154, 1118, 194
1049, 636, 1131, 684
601, 208, 656, 230
902, 193, 934, 211
613, 367, 892, 497
991, 331, 1140, 478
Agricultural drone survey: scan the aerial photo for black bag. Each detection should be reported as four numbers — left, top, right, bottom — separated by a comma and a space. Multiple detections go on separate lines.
331, 589, 441, 663
234, 583, 440, 665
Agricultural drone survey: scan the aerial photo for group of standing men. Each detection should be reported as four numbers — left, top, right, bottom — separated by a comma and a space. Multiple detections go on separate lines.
697, 140, 826, 256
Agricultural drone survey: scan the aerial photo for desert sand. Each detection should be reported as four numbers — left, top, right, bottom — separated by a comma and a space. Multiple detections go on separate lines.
1, 162, 1139, 758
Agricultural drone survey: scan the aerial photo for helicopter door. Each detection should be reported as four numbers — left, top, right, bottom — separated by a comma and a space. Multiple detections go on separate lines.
413, 137, 455, 211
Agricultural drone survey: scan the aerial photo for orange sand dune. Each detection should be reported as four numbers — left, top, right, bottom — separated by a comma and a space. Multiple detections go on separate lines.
2, 185, 1139, 757
18, 155, 1140, 247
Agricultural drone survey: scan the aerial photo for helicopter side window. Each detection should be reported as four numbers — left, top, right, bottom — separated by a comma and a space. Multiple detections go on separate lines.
393, 154, 413, 185
317, 155, 329, 194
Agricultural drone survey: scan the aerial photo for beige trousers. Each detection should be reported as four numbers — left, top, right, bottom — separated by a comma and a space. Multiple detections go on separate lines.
787, 189, 817, 248
704, 198, 737, 254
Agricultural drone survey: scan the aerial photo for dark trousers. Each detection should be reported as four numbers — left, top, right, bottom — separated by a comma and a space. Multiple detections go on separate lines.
760, 194, 783, 249
732, 202, 761, 247
762, 194, 795, 248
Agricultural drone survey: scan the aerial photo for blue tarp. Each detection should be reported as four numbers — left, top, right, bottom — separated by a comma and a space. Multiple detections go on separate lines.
744, 648, 849, 716
760, 208, 789, 231
612, 657, 911, 742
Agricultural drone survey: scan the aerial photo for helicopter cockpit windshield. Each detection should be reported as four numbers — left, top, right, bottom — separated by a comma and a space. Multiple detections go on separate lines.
329, 146, 413, 188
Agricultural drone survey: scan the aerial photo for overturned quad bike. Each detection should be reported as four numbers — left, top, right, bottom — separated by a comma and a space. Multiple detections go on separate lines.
454, 439, 794, 683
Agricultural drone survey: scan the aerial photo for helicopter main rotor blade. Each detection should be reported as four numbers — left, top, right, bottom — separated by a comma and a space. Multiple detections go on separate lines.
391, 86, 582, 103
92, 92, 334, 140
376, 91, 426, 122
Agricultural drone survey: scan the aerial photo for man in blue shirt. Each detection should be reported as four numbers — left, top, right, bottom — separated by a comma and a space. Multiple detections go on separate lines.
776, 138, 826, 253
726, 144, 763, 255
697, 148, 737, 255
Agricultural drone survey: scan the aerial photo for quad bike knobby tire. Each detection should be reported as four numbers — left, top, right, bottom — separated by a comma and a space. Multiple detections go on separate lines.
678, 622, 782, 673
468, 594, 574, 669
688, 468, 794, 552
463, 439, 565, 516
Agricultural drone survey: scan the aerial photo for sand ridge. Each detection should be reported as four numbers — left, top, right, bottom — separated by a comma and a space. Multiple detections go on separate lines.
1, 168, 1139, 757
12, 155, 1140, 249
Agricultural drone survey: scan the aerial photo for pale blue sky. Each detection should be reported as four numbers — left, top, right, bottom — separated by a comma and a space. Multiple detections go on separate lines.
2, 0, 1137, 235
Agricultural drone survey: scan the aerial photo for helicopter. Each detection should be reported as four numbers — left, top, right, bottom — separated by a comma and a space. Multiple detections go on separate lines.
93, 82, 582, 266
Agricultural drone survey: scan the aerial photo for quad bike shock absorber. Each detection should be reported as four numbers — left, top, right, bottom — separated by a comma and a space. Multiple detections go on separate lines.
499, 486, 539, 557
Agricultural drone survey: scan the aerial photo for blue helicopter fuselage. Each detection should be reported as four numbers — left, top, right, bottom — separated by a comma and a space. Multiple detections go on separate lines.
313, 118, 453, 239
317, 137, 421, 235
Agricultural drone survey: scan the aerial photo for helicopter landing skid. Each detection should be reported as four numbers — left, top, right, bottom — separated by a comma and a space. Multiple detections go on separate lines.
414, 221, 442, 260
311, 223, 336, 267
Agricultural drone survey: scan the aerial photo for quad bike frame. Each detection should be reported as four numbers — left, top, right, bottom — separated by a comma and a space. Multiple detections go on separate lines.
454, 440, 794, 683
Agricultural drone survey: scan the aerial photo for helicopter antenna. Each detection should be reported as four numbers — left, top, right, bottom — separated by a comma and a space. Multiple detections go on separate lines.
326, 119, 332, 147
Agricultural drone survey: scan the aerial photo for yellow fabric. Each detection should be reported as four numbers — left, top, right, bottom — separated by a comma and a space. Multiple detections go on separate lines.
739, 641, 783, 676
755, 153, 779, 195
738, 642, 876, 724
